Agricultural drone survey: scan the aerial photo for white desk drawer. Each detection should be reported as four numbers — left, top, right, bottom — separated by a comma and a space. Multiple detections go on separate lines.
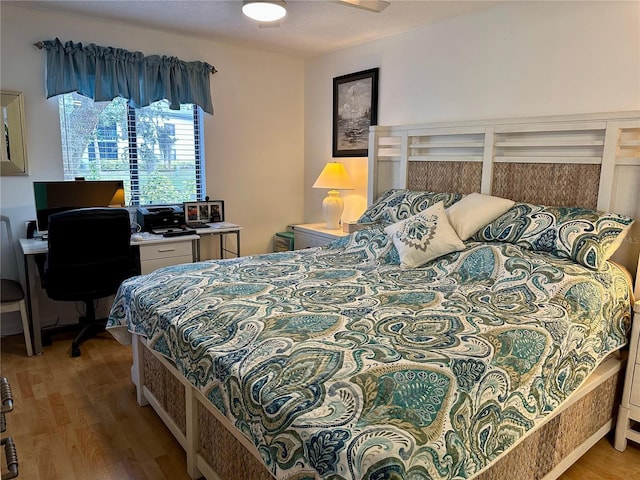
140, 255, 192, 275
139, 240, 193, 261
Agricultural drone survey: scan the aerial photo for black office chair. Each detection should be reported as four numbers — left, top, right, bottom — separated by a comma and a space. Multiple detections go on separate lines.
40, 207, 137, 357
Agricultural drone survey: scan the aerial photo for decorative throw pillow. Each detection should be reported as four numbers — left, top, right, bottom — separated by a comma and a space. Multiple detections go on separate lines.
358, 189, 463, 225
474, 203, 634, 270
446, 192, 515, 241
384, 201, 466, 268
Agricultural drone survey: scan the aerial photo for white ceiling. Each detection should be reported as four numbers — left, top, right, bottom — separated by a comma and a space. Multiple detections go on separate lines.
9, 0, 503, 58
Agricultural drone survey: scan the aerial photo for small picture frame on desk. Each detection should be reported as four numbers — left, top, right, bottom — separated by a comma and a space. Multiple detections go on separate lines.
184, 200, 225, 223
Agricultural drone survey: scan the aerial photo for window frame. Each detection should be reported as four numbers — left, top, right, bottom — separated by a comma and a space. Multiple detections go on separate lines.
59, 94, 205, 207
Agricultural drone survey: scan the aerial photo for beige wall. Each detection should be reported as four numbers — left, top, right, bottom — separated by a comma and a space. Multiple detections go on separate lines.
0, 5, 305, 249
304, 0, 640, 223
0, 4, 305, 331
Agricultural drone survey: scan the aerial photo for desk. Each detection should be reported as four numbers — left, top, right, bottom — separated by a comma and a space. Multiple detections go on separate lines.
19, 224, 242, 355
20, 234, 195, 355
192, 223, 242, 261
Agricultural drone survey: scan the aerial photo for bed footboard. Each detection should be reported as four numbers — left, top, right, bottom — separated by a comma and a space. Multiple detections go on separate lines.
131, 334, 624, 480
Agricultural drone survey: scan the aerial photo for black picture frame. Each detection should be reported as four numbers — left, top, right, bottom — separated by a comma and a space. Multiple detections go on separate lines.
184, 200, 225, 223
332, 67, 379, 158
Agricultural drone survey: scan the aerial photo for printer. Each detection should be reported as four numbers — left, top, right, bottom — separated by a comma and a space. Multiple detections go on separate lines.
136, 205, 184, 232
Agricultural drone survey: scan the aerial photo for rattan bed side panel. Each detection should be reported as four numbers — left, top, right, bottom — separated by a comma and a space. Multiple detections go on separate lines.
474, 369, 622, 480
407, 161, 482, 194
492, 163, 600, 208
143, 344, 163, 401
142, 346, 187, 435
552, 372, 620, 463
197, 402, 274, 480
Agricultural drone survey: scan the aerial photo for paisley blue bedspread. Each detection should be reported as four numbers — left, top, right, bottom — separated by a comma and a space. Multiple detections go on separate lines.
106, 228, 631, 480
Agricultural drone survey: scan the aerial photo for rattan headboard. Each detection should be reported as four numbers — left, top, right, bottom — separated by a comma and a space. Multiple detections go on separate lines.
368, 111, 640, 279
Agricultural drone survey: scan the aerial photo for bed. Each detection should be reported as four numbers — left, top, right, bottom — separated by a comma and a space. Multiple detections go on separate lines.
107, 110, 640, 480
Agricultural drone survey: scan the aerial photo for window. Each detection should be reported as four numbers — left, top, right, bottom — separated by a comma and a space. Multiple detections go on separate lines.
58, 92, 204, 206
89, 124, 118, 161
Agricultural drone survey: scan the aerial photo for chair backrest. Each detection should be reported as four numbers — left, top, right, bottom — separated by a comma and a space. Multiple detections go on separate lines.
44, 207, 135, 301
0, 215, 19, 281
0, 215, 15, 244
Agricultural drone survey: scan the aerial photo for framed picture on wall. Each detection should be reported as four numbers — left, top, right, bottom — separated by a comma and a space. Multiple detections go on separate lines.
332, 67, 379, 157
184, 200, 225, 224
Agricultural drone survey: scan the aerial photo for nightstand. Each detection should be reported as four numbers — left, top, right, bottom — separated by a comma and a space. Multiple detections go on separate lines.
615, 299, 640, 451
292, 223, 349, 249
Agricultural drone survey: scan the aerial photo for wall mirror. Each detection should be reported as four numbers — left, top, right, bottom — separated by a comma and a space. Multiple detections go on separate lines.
1, 91, 28, 176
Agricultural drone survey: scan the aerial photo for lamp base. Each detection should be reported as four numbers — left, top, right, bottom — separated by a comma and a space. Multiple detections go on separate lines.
322, 190, 344, 229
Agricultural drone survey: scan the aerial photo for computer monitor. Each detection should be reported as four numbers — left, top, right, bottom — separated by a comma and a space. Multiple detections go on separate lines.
33, 180, 126, 232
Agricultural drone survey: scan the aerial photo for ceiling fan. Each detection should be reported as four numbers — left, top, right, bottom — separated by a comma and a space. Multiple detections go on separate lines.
337, 1, 391, 13
242, 1, 390, 25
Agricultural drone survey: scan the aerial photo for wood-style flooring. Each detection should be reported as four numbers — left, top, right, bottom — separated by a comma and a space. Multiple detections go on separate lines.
1, 332, 640, 480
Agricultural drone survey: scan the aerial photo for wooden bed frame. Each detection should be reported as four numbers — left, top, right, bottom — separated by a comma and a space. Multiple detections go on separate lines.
130, 110, 640, 480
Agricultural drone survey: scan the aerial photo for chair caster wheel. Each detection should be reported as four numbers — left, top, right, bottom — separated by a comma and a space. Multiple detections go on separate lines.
71, 346, 81, 357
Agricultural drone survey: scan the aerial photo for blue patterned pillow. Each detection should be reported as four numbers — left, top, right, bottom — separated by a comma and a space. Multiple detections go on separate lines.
319, 227, 399, 266
358, 189, 463, 225
356, 189, 400, 224
474, 203, 634, 270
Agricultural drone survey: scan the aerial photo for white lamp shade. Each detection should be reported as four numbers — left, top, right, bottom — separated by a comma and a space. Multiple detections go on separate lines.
312, 162, 354, 190
313, 162, 353, 229
242, 1, 287, 22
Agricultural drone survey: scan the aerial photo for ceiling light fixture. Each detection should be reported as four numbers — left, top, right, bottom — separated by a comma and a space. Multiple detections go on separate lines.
242, 1, 287, 23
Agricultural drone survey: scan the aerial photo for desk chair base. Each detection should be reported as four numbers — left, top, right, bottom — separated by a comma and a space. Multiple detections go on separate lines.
71, 306, 106, 357
41, 301, 106, 357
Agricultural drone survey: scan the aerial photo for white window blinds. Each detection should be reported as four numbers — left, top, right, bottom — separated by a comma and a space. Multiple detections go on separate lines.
59, 92, 204, 206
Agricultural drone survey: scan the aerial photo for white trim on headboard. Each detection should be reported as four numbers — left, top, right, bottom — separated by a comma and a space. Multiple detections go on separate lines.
480, 127, 495, 194
368, 110, 640, 276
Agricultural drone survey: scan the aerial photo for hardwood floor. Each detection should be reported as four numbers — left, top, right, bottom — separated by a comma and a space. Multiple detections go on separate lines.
1, 332, 639, 480
1, 332, 190, 480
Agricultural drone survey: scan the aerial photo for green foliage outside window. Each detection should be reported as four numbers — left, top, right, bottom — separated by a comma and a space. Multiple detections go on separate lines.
59, 93, 204, 206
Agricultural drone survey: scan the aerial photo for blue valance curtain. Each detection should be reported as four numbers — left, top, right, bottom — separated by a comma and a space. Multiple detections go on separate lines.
36, 38, 216, 115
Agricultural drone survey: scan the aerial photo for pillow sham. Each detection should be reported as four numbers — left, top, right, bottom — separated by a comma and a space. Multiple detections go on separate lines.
384, 201, 466, 268
356, 189, 399, 224
446, 192, 515, 241
474, 202, 634, 270
358, 189, 463, 225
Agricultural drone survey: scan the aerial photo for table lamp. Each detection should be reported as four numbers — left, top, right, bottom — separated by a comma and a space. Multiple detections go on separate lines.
312, 162, 354, 229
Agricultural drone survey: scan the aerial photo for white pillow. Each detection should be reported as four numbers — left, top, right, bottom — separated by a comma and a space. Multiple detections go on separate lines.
384, 201, 466, 268
446, 192, 515, 241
